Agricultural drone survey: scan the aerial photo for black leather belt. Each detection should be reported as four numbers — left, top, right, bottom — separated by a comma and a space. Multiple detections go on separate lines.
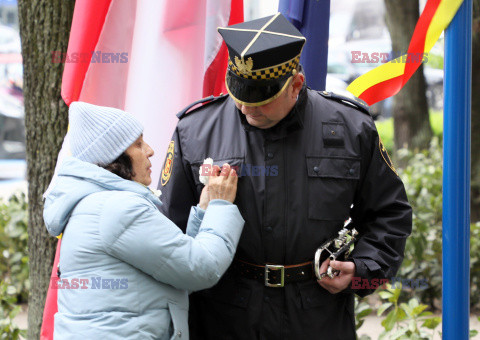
232, 259, 314, 287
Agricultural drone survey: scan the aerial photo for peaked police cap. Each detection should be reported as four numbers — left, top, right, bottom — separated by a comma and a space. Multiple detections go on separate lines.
218, 13, 306, 106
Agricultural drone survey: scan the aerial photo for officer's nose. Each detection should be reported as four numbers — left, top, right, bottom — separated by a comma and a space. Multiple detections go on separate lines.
240, 104, 256, 115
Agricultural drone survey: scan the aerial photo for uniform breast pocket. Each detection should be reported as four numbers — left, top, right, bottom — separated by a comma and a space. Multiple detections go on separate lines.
190, 157, 245, 188
306, 156, 360, 221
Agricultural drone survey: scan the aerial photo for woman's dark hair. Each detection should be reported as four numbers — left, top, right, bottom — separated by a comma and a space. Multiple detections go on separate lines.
101, 152, 135, 180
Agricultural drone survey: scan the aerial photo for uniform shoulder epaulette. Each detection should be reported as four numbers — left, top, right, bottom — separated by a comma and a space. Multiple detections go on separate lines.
176, 93, 229, 119
318, 90, 370, 116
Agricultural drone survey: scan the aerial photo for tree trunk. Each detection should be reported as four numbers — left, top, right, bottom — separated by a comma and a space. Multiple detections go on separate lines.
471, 0, 480, 222
384, 0, 433, 154
17, 1, 75, 338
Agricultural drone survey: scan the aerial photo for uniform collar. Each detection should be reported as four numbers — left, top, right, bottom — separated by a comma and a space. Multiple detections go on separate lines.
236, 83, 308, 140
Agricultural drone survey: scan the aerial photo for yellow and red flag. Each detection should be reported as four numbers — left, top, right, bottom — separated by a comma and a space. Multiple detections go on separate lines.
347, 0, 464, 105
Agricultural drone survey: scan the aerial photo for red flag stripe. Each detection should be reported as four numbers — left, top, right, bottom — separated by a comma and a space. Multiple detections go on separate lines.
358, 74, 404, 105
61, 0, 112, 106
347, 0, 464, 106
403, 0, 442, 83
40, 239, 62, 340
202, 0, 243, 97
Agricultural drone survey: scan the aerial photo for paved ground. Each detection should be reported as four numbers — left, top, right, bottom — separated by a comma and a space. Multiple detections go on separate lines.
358, 314, 480, 339
12, 306, 480, 339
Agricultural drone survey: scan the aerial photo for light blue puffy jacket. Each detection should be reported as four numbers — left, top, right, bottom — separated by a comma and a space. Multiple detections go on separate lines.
43, 157, 244, 339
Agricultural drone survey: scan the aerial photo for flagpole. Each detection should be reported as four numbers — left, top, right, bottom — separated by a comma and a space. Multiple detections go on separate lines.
442, 0, 472, 338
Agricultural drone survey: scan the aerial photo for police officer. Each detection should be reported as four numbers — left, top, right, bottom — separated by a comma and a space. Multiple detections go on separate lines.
158, 13, 412, 339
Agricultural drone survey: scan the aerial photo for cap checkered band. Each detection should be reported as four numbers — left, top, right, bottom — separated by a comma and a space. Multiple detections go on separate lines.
229, 55, 300, 80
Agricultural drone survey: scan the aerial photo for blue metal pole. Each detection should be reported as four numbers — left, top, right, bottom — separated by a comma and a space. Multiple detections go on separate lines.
442, 0, 472, 338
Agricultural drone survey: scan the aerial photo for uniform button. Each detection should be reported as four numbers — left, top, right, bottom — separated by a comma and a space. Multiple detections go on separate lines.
313, 166, 320, 173
264, 296, 270, 302
177, 331, 182, 337
349, 168, 355, 175
265, 226, 273, 232
267, 152, 274, 159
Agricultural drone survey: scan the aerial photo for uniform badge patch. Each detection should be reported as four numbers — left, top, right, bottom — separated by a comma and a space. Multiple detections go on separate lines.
161, 141, 175, 186
379, 138, 398, 176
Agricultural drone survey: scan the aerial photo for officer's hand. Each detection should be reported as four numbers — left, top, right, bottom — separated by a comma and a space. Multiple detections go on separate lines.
208, 163, 238, 203
317, 259, 355, 294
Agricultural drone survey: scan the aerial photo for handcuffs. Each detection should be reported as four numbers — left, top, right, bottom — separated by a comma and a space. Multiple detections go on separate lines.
314, 218, 358, 280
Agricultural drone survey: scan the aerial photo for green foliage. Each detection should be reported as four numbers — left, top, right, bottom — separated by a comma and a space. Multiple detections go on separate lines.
470, 222, 480, 310
394, 138, 480, 311
355, 296, 373, 330
0, 193, 28, 337
425, 54, 444, 70
428, 112, 443, 139
355, 297, 373, 340
375, 118, 394, 153
0, 193, 29, 303
377, 284, 441, 340
396, 138, 443, 310
0, 281, 26, 339
375, 111, 443, 155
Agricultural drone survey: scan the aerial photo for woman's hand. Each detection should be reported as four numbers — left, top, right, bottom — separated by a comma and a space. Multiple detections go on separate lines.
206, 164, 238, 203
198, 185, 209, 210
198, 163, 238, 209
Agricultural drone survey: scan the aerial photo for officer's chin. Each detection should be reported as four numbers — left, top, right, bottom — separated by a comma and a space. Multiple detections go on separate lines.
246, 115, 273, 129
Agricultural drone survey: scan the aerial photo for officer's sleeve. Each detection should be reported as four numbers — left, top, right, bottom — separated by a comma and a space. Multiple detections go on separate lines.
350, 121, 412, 297
157, 127, 197, 232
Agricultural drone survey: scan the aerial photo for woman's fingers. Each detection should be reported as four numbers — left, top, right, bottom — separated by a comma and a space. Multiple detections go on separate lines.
206, 163, 238, 203
212, 165, 221, 176
220, 163, 231, 177
228, 168, 238, 185
211, 163, 234, 178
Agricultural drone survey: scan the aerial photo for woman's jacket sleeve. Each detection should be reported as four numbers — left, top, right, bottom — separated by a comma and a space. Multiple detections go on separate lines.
99, 193, 244, 291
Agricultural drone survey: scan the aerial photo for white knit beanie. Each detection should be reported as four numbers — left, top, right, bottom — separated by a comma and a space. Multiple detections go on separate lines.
69, 102, 143, 165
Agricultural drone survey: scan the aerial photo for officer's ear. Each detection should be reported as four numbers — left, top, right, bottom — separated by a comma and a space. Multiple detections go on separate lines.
290, 72, 305, 99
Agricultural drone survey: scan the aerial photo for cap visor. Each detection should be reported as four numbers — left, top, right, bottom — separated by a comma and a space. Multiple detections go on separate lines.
226, 70, 292, 106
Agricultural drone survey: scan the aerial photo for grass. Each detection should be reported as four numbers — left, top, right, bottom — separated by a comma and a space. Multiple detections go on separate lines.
375, 110, 443, 153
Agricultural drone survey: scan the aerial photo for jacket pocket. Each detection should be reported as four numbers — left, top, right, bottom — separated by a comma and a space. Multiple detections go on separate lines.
168, 301, 188, 340
322, 122, 345, 148
190, 157, 245, 187
297, 280, 339, 309
197, 276, 251, 309
306, 156, 360, 221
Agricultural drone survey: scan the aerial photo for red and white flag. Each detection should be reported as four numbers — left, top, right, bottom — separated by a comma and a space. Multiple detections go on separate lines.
41, 1, 243, 338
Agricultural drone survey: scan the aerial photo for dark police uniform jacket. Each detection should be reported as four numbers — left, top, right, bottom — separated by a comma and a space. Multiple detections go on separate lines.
158, 86, 412, 339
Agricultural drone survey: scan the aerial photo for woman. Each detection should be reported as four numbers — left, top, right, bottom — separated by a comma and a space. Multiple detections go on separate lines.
43, 102, 244, 339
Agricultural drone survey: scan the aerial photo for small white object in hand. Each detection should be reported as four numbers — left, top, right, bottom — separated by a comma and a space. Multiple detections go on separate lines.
199, 157, 214, 185
150, 188, 162, 198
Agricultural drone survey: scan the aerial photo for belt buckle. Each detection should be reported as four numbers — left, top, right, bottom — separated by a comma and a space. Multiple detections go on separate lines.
265, 264, 284, 287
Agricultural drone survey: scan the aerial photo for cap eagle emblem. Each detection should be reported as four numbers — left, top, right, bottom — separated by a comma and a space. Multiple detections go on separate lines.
234, 56, 253, 76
